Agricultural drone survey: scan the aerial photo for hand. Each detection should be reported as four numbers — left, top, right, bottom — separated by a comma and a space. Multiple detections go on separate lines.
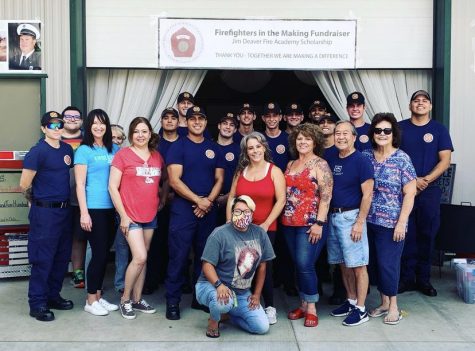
393, 222, 406, 242
351, 221, 363, 242
306, 224, 322, 244
193, 206, 207, 218
216, 285, 232, 304
416, 177, 429, 192
80, 212, 93, 232
196, 197, 213, 212
247, 293, 260, 310
119, 216, 135, 237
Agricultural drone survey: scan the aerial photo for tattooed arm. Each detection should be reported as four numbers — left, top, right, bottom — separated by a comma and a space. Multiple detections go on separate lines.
314, 158, 333, 223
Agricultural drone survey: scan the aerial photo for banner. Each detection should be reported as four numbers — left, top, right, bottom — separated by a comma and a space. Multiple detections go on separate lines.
0, 20, 42, 73
159, 18, 356, 70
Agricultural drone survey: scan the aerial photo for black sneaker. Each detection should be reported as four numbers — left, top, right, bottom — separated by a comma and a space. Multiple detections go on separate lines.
166, 304, 180, 320
132, 299, 156, 314
30, 307, 55, 322
47, 297, 74, 310
119, 300, 136, 320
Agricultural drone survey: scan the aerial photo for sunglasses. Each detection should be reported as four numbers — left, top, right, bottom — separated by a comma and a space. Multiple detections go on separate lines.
63, 114, 82, 120
374, 128, 392, 135
46, 122, 64, 130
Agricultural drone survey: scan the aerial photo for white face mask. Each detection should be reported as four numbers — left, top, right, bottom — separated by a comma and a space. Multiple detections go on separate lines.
232, 212, 253, 230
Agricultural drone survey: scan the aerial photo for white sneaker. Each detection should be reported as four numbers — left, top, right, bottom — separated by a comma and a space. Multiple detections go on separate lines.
265, 306, 277, 325
99, 298, 119, 311
84, 301, 108, 316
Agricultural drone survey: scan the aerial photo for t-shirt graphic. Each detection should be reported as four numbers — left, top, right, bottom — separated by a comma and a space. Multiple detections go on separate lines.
232, 240, 262, 289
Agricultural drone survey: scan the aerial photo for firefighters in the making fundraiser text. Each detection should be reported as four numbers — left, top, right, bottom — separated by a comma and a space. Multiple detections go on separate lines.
20, 111, 75, 322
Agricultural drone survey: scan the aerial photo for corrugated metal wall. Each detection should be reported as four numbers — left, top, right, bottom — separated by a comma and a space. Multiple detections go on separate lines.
0, 0, 71, 111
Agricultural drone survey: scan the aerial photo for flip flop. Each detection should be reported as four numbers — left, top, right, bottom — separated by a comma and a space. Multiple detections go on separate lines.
383, 311, 403, 325
206, 319, 220, 338
369, 307, 389, 318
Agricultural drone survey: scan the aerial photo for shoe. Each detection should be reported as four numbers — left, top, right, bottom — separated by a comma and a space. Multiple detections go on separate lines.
330, 300, 354, 317
182, 282, 193, 294
132, 299, 156, 314
166, 304, 180, 320
264, 306, 277, 325
284, 286, 299, 297
84, 301, 109, 316
287, 307, 306, 320
417, 282, 437, 297
47, 297, 74, 310
398, 281, 416, 294
70, 270, 85, 289
191, 297, 210, 313
206, 319, 220, 338
99, 298, 119, 311
342, 308, 369, 326
368, 307, 388, 318
30, 307, 55, 322
304, 313, 318, 327
119, 300, 136, 320
329, 295, 346, 306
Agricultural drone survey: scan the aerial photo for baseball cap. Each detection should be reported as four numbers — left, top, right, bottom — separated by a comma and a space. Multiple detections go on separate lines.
309, 100, 327, 111
177, 92, 195, 104
186, 105, 207, 119
346, 92, 365, 105
410, 90, 431, 102
219, 112, 238, 125
238, 103, 255, 115
263, 102, 281, 115
232, 195, 256, 212
318, 114, 340, 124
284, 103, 303, 115
41, 111, 62, 126
17, 23, 40, 39
161, 107, 179, 118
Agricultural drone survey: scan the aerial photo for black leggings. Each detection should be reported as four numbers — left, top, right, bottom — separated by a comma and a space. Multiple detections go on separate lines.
261, 230, 276, 308
86, 209, 116, 294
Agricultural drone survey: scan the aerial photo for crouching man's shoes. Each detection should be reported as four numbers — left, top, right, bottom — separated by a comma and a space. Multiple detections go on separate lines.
30, 307, 55, 322
47, 297, 74, 310
417, 282, 437, 297
166, 304, 180, 320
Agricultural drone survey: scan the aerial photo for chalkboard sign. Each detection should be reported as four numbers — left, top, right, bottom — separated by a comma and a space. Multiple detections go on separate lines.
438, 163, 456, 204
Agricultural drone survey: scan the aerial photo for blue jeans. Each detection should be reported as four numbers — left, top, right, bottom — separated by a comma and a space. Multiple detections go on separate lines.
195, 281, 269, 335
327, 209, 369, 268
282, 225, 327, 303
114, 228, 129, 291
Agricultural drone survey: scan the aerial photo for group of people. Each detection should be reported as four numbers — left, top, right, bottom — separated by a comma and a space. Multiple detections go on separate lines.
19, 89, 453, 339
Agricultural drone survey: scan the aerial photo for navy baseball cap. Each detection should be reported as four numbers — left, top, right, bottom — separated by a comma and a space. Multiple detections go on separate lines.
309, 100, 327, 111
238, 103, 255, 115
263, 102, 281, 115
318, 114, 340, 124
186, 105, 207, 119
219, 112, 238, 125
346, 92, 365, 105
177, 91, 195, 104
41, 111, 62, 126
410, 90, 431, 102
161, 107, 179, 118
285, 103, 303, 115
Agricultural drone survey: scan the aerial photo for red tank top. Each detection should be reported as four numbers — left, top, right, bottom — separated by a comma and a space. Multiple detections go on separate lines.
235, 163, 277, 231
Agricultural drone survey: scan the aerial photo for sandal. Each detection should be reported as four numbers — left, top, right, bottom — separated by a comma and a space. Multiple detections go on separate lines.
369, 307, 389, 318
288, 307, 306, 320
304, 313, 318, 327
383, 311, 403, 325
206, 319, 220, 338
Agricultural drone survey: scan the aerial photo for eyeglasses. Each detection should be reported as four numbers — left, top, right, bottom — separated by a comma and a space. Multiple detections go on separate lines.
63, 114, 81, 121
46, 122, 64, 130
232, 209, 252, 216
374, 128, 393, 135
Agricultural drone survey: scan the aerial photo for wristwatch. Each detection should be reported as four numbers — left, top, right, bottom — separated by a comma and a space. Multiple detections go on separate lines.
315, 220, 326, 227
214, 279, 223, 288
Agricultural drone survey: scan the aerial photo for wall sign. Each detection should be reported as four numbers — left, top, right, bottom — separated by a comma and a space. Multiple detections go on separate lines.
159, 18, 356, 70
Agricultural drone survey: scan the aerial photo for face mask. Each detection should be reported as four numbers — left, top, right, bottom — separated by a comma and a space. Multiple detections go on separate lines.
232, 212, 253, 230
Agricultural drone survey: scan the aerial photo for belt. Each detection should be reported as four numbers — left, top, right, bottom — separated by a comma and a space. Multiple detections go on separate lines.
34, 200, 70, 208
330, 207, 359, 213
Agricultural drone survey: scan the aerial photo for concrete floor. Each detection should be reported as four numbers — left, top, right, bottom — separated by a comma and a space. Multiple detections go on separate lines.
0, 265, 474, 351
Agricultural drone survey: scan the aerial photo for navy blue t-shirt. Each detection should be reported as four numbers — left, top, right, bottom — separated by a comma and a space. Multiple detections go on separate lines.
157, 136, 179, 164
399, 119, 453, 186
23, 139, 74, 202
355, 123, 371, 151
167, 137, 225, 203
216, 142, 240, 194
232, 131, 245, 145
323, 144, 339, 162
159, 127, 211, 140
327, 150, 374, 208
265, 131, 290, 172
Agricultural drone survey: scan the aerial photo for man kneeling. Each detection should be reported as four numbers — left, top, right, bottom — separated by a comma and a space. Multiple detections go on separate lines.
195, 195, 275, 337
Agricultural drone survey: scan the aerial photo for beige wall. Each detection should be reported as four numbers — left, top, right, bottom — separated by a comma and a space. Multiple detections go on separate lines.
450, 0, 475, 204
0, 0, 71, 111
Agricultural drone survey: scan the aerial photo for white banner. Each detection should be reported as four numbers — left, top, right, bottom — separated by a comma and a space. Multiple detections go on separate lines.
159, 18, 356, 70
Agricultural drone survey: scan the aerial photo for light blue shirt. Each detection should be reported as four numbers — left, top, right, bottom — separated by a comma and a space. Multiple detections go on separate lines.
74, 144, 118, 209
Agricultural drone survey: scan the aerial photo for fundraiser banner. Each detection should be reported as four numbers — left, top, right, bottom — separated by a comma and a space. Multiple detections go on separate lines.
159, 18, 356, 70
0, 20, 42, 72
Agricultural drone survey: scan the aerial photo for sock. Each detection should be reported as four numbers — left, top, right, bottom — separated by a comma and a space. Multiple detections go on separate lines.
348, 298, 357, 306
356, 305, 366, 312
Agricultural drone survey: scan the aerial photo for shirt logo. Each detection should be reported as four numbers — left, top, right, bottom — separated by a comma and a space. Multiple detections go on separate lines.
135, 166, 161, 177
423, 133, 434, 143
276, 144, 286, 154
333, 165, 343, 175
205, 149, 215, 159
359, 135, 369, 143
64, 155, 71, 166
225, 152, 235, 161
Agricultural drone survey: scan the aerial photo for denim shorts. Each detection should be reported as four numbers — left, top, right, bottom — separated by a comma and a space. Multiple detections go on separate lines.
128, 215, 158, 231
327, 209, 369, 268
